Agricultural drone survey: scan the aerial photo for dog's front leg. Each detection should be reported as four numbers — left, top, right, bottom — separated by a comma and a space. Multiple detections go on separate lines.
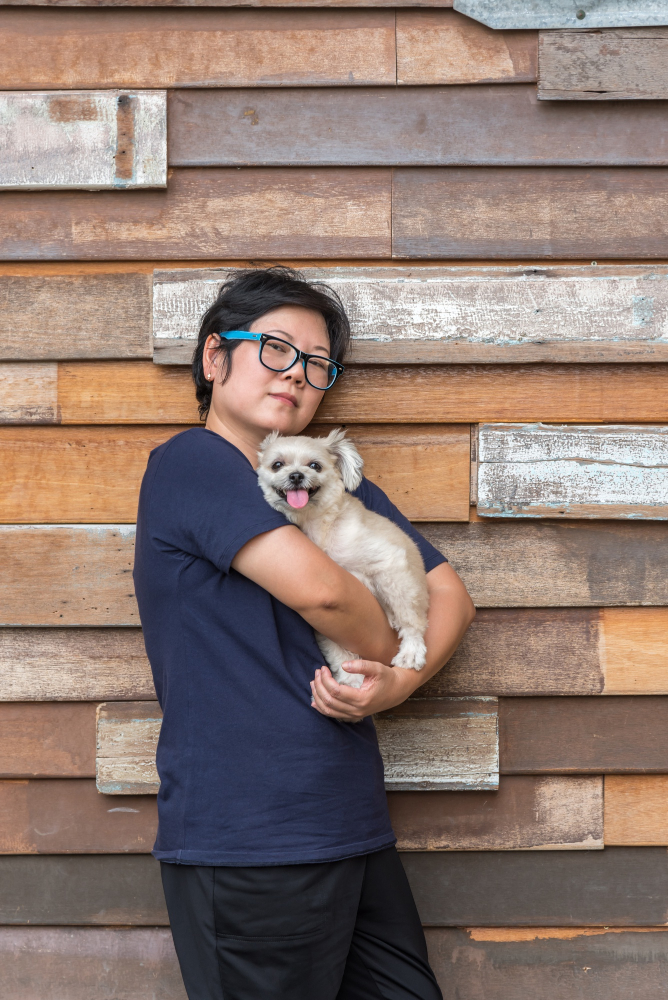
315, 634, 365, 688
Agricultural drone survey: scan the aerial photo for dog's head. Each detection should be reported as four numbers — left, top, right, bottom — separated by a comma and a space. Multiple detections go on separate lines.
257, 428, 364, 521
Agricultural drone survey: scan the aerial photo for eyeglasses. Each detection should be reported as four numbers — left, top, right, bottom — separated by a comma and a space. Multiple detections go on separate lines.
217, 331, 344, 391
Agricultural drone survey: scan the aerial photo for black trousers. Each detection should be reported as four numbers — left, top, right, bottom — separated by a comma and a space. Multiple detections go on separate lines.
161, 846, 443, 1000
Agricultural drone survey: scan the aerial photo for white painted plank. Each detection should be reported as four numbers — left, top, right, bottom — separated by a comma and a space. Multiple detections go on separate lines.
0, 91, 166, 190
454, 0, 668, 30
478, 423, 668, 519
152, 265, 668, 365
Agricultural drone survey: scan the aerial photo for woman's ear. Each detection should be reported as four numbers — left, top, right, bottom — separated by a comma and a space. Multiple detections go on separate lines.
324, 428, 364, 492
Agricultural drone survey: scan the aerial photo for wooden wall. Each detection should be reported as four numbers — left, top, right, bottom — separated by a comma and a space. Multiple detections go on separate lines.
2, 6, 668, 998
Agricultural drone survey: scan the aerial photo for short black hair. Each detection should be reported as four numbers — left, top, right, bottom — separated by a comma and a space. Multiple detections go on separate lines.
192, 266, 351, 419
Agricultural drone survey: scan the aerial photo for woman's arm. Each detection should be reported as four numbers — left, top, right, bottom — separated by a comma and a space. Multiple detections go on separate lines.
231, 524, 399, 666
310, 561, 475, 722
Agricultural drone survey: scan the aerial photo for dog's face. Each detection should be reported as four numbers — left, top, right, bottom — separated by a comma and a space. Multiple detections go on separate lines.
257, 428, 363, 519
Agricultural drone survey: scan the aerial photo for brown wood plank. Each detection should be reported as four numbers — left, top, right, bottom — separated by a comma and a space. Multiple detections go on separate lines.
0, 274, 152, 360
0, 9, 395, 88
539, 27, 668, 100
58, 362, 199, 425
397, 9, 536, 85
426, 926, 668, 999
0, 780, 157, 854
0, 363, 58, 423
0, 704, 95, 778
0, 168, 391, 261
605, 776, 668, 847
500, 697, 668, 774
0, 927, 185, 1000
0, 629, 153, 701
601, 608, 668, 695
393, 167, 668, 259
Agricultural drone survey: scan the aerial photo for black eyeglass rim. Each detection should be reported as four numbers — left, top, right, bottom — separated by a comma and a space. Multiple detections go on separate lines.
219, 331, 345, 390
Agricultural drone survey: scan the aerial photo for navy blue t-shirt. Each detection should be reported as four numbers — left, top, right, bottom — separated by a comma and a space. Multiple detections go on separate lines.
133, 427, 446, 866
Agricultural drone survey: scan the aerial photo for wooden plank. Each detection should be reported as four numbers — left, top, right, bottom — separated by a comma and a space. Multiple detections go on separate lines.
397, 10, 536, 85
0, 704, 95, 778
605, 776, 668, 846
0, 780, 157, 854
426, 926, 668, 999
0, 525, 138, 626
0, 273, 152, 361
391, 776, 603, 850
96, 702, 162, 794
58, 362, 199, 424
0, 629, 153, 701
0, 928, 185, 1000
600, 608, 668, 695
0, 424, 470, 523
393, 167, 668, 259
500, 697, 668, 774
0, 9, 395, 88
539, 28, 668, 101
153, 265, 668, 365
0, 855, 167, 925
454, 0, 668, 30
0, 91, 166, 190
0, 363, 57, 422
0, 168, 391, 261
422, 520, 668, 607
1, 0, 454, 5
477, 423, 668, 520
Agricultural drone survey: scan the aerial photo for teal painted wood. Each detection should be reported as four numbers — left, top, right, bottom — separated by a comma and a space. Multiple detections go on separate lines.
455, 0, 668, 29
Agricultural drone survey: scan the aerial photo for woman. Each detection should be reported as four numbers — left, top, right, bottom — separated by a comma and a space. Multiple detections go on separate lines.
134, 266, 475, 1000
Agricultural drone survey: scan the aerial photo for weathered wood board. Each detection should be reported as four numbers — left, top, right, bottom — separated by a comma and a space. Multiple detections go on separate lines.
0, 168, 391, 260
477, 423, 668, 519
0, 424, 471, 523
96, 699, 499, 793
391, 776, 603, 850
393, 168, 668, 259
0, 363, 58, 422
0, 927, 186, 1000
499, 697, 668, 774
605, 776, 668, 846
539, 28, 668, 100
153, 265, 668, 366
426, 926, 668, 1000
0, 629, 153, 701
0, 9, 396, 88
1, 0, 453, 4
454, 0, 668, 30
0, 91, 166, 190
0, 704, 95, 778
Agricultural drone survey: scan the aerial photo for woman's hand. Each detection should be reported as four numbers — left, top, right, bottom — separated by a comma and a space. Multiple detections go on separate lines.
310, 661, 419, 722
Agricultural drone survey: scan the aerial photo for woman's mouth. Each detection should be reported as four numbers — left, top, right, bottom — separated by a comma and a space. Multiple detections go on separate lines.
269, 393, 297, 408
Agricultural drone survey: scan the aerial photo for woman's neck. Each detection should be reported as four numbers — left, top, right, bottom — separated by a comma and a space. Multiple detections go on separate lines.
205, 409, 263, 468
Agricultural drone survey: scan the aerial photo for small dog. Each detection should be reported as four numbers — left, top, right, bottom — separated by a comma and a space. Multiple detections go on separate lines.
257, 429, 429, 687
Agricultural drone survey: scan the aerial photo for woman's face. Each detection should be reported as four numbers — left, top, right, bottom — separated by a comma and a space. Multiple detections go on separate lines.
204, 305, 332, 442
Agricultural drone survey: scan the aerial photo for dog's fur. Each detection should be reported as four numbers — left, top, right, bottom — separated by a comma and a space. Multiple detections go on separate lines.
257, 428, 429, 687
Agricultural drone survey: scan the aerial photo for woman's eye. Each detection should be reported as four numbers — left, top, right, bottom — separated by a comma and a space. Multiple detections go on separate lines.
309, 462, 322, 472
268, 341, 288, 354
271, 461, 284, 471
309, 358, 327, 371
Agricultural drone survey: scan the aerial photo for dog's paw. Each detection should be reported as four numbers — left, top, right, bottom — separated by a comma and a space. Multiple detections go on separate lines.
391, 634, 427, 672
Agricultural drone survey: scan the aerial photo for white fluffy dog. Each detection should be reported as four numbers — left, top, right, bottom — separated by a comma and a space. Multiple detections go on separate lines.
257, 428, 429, 687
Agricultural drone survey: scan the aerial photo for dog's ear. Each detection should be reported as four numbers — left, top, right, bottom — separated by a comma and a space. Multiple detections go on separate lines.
258, 430, 280, 459
324, 428, 364, 492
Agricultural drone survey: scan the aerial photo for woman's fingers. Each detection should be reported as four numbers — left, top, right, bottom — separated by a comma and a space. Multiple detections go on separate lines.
310, 680, 358, 721
311, 669, 362, 720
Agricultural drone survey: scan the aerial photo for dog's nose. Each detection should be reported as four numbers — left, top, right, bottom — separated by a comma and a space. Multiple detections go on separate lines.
288, 471, 304, 484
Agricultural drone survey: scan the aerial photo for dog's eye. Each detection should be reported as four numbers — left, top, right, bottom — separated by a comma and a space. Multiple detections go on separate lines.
271, 461, 284, 471
308, 462, 322, 472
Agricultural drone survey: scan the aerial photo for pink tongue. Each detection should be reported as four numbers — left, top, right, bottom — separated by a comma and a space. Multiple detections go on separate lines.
286, 489, 310, 509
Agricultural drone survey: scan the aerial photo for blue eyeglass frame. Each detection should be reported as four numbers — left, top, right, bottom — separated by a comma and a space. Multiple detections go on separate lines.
217, 331, 344, 390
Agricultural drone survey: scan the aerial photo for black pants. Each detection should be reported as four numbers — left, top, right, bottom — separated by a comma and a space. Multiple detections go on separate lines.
161, 846, 442, 1000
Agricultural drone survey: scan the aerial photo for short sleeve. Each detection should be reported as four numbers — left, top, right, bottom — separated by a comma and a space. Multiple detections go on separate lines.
142, 428, 289, 574
352, 478, 447, 574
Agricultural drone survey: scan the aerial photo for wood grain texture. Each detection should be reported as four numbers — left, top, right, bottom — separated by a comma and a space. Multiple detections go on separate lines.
605, 776, 668, 846
1, 0, 452, 4
58, 361, 198, 424
397, 9, 536, 85
0, 525, 138, 626
0, 168, 391, 260
0, 363, 57, 422
422, 520, 668, 607
539, 27, 668, 100
500, 697, 668, 774
0, 629, 153, 701
0, 273, 152, 360
0, 780, 157, 854
153, 265, 668, 365
393, 167, 668, 259
600, 608, 668, 695
391, 776, 603, 850
0, 91, 166, 190
0, 9, 395, 88
0, 704, 95, 778
96, 702, 162, 794
454, 0, 668, 30
426, 926, 668, 1000
0, 928, 185, 1000
477, 423, 668, 519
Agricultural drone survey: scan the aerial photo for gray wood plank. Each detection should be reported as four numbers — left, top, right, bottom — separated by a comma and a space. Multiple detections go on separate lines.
152, 264, 668, 366
454, 1, 668, 30
477, 423, 668, 519
0, 91, 166, 190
